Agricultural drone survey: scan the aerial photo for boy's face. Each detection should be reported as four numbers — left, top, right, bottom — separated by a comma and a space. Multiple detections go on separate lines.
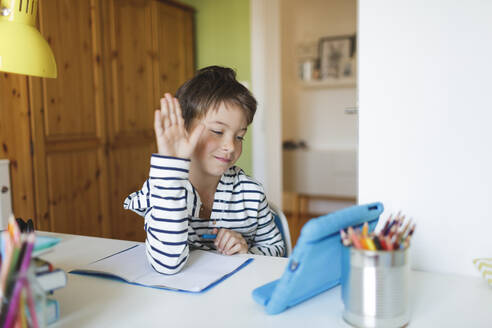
190, 102, 248, 178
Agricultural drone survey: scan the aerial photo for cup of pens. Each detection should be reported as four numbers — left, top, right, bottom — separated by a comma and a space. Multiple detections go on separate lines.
1, 215, 46, 328
340, 214, 416, 328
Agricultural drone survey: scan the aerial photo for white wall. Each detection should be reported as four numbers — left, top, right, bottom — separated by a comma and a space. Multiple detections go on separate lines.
251, 0, 283, 206
359, 0, 492, 276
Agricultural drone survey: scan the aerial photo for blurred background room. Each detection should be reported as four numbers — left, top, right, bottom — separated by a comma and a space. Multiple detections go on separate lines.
0, 0, 358, 247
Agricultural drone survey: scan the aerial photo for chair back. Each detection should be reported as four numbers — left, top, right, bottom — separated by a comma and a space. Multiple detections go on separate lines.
269, 203, 292, 257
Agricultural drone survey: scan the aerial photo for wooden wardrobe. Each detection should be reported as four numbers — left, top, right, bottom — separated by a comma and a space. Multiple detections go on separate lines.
0, 0, 195, 241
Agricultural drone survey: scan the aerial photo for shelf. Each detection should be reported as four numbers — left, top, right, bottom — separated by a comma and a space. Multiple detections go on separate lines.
299, 78, 356, 89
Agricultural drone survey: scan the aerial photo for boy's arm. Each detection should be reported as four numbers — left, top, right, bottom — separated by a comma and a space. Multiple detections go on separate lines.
146, 154, 192, 274
125, 154, 192, 274
130, 93, 203, 274
249, 196, 286, 257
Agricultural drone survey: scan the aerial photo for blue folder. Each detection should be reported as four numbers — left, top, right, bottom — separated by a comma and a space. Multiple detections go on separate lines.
0, 234, 61, 256
252, 202, 383, 314
33, 235, 61, 255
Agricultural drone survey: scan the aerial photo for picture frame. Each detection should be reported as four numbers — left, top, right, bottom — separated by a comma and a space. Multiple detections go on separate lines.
319, 34, 356, 80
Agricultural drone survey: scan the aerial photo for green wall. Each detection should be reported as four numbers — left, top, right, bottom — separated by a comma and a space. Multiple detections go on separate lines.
180, 0, 253, 175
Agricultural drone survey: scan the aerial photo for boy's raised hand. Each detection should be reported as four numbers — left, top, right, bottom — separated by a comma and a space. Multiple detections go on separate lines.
154, 93, 205, 159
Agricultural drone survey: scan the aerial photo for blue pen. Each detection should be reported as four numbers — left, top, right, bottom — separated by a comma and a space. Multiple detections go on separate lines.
201, 234, 217, 240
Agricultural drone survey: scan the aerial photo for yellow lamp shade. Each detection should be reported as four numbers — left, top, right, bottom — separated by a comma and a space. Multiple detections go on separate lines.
0, 0, 57, 78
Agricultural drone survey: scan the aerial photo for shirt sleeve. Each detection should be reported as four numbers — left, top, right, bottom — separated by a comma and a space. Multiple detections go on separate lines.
124, 154, 192, 274
249, 194, 286, 257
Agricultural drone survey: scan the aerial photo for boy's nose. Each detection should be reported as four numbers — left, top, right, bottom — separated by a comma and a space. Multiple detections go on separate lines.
222, 138, 235, 153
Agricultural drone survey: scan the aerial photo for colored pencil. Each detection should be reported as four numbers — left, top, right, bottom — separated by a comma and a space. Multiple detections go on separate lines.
340, 229, 351, 247
385, 236, 394, 251
24, 280, 40, 328
19, 289, 27, 328
383, 220, 396, 236
380, 216, 391, 234
362, 222, 369, 237
8, 215, 21, 246
372, 235, 382, 250
347, 227, 363, 249
364, 237, 377, 251
3, 233, 35, 328
342, 212, 416, 252
377, 234, 386, 250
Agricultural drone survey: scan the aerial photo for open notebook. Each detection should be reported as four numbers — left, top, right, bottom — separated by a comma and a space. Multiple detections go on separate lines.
70, 244, 253, 293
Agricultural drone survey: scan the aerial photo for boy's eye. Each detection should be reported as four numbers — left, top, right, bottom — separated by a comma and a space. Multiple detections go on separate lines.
211, 130, 223, 135
236, 136, 245, 141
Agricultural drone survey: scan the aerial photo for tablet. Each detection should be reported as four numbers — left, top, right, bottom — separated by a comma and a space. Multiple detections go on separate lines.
252, 202, 383, 314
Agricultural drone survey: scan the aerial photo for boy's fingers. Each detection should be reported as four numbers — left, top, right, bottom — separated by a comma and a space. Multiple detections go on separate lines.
165, 94, 177, 126
223, 236, 237, 254
217, 230, 231, 251
226, 236, 248, 255
160, 98, 171, 128
214, 228, 225, 249
226, 243, 241, 256
188, 123, 205, 149
163, 115, 171, 130
160, 97, 169, 117
174, 98, 185, 127
218, 233, 229, 251
154, 110, 163, 135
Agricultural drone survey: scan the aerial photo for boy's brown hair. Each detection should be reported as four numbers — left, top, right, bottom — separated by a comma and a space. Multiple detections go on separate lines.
175, 66, 257, 129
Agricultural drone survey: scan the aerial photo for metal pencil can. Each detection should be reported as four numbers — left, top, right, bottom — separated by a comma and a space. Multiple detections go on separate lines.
341, 246, 410, 328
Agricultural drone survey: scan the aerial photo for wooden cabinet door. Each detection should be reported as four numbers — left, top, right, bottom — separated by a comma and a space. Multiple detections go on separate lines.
101, 0, 195, 241
152, 1, 195, 100
0, 74, 36, 222
101, 0, 157, 241
30, 0, 111, 237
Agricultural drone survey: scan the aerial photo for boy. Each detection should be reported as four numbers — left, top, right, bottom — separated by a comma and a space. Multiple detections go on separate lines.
124, 66, 285, 274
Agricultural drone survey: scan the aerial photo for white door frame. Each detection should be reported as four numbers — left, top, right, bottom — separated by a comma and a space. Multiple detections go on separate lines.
250, 0, 283, 206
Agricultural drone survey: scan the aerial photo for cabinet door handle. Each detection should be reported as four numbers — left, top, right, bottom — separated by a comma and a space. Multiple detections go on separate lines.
1, 186, 8, 193
344, 107, 358, 115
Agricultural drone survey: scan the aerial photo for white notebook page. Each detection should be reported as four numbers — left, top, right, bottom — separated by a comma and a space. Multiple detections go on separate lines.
75, 244, 252, 292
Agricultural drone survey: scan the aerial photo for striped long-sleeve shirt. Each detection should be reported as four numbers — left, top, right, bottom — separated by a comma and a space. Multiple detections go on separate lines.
123, 154, 285, 274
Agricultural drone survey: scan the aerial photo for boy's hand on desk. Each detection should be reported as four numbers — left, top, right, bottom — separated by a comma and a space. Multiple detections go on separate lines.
213, 228, 248, 255
154, 93, 205, 159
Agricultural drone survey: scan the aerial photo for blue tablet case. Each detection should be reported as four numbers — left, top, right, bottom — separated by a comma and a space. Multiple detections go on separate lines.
252, 202, 383, 314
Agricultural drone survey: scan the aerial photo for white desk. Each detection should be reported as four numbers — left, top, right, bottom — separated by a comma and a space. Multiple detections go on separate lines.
40, 232, 492, 327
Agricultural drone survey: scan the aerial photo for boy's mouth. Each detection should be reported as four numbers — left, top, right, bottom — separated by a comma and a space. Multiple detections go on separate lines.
214, 156, 232, 164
